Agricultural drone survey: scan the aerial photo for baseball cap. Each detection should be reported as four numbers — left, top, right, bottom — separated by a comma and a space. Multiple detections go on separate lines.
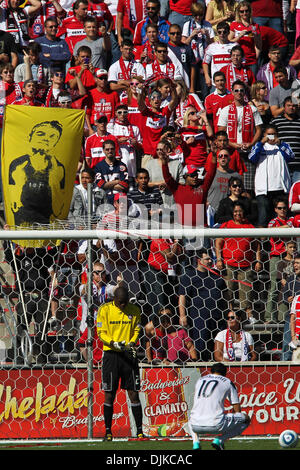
114, 192, 127, 201
96, 69, 108, 78
96, 115, 108, 123
182, 165, 200, 176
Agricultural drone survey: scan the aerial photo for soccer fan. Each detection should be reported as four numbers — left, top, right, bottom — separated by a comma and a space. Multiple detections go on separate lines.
220, 45, 256, 92
14, 42, 50, 85
73, 16, 111, 69
65, 45, 97, 92
189, 362, 251, 450
202, 21, 235, 89
257, 45, 296, 101
13, 79, 44, 106
128, 168, 163, 218
178, 249, 228, 360
107, 39, 145, 92
0, 29, 18, 69
248, 127, 294, 227
107, 103, 142, 181
161, 152, 217, 228
214, 310, 257, 361
204, 71, 233, 134
28, 0, 65, 40
206, 131, 247, 177
137, 85, 179, 162
94, 139, 129, 204
207, 148, 240, 217
57, 0, 89, 55
97, 286, 143, 441
34, 16, 71, 72
145, 41, 184, 82
215, 202, 262, 319
269, 66, 293, 118
0, 64, 23, 122
228, 1, 262, 75
167, 24, 192, 89
181, 2, 214, 95
174, 79, 204, 127
248, 81, 272, 129
119, 75, 144, 129
0, 0, 42, 53
85, 115, 118, 168
217, 79, 262, 193
179, 106, 213, 168
263, 197, 294, 324
133, 0, 170, 46
260, 25, 289, 63
116, 0, 145, 47
133, 23, 159, 65
85, 68, 120, 133
271, 97, 300, 184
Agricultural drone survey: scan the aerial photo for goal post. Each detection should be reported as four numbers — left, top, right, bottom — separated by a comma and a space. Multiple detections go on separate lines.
0, 224, 299, 440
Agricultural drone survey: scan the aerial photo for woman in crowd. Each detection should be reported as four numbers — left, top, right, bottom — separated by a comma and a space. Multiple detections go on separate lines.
174, 79, 204, 127
215, 202, 262, 321
180, 105, 213, 168
228, 1, 262, 74
205, 0, 238, 34
249, 81, 272, 129
215, 176, 257, 224
214, 309, 257, 361
120, 75, 144, 129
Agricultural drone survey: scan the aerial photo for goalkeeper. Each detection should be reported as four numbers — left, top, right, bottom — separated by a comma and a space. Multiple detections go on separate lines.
97, 286, 143, 441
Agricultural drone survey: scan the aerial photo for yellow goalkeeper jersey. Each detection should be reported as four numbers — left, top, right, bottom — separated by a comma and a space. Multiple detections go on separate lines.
96, 300, 141, 351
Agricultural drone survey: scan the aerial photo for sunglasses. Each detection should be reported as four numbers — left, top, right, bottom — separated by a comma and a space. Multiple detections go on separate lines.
130, 82, 139, 86
117, 110, 128, 114
188, 111, 197, 116
276, 206, 287, 210
54, 72, 64, 76
156, 49, 167, 53
231, 184, 242, 188
93, 270, 104, 275
239, 9, 249, 12
147, 6, 158, 10
169, 31, 181, 35
217, 29, 228, 34
218, 153, 229, 158
227, 316, 236, 320
233, 88, 245, 93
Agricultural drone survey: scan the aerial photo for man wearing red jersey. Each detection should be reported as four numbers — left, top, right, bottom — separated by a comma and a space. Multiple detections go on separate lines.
88, 0, 114, 31
133, 23, 158, 65
116, 0, 145, 46
13, 79, 44, 106
57, 0, 88, 54
161, 153, 217, 227
86, 68, 120, 133
66, 45, 97, 92
205, 71, 233, 133
85, 115, 119, 168
137, 85, 179, 162
220, 45, 256, 92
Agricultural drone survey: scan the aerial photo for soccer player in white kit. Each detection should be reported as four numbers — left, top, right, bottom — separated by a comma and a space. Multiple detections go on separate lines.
189, 363, 250, 450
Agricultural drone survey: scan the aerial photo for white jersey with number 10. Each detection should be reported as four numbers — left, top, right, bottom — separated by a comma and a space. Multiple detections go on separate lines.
189, 373, 240, 427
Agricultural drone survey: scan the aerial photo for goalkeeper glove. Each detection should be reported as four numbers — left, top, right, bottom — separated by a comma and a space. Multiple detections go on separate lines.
112, 340, 126, 351
125, 342, 137, 359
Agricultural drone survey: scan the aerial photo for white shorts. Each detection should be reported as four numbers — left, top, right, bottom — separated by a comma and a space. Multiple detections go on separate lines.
190, 412, 249, 441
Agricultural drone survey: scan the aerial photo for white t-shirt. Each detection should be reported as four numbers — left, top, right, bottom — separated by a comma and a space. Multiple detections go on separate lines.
214, 330, 254, 361
217, 104, 262, 143
203, 42, 235, 83
108, 59, 146, 82
189, 373, 240, 427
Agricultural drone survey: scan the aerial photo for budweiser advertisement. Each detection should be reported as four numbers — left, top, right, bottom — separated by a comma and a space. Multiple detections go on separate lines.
0, 365, 299, 438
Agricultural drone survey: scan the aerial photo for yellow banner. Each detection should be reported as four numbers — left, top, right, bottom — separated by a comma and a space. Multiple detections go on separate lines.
1, 105, 85, 247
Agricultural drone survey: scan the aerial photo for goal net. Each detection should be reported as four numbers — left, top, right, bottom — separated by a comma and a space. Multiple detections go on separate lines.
0, 221, 299, 440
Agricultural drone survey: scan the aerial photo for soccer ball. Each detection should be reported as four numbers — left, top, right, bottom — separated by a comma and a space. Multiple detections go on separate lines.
278, 430, 299, 448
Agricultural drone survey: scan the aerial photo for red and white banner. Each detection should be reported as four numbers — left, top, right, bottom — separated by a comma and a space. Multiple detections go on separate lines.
0, 365, 298, 439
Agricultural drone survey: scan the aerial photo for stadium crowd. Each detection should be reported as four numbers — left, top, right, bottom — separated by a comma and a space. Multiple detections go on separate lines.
3, 0, 300, 365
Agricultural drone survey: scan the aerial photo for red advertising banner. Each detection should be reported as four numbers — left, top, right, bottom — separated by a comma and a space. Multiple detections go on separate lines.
0, 365, 299, 439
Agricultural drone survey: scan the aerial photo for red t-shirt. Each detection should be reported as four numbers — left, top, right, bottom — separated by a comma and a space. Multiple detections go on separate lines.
250, 0, 282, 18
140, 105, 172, 155
180, 126, 209, 167
65, 66, 98, 91
85, 132, 119, 167
86, 88, 120, 124
57, 15, 86, 54
117, 0, 145, 32
230, 21, 261, 65
169, 0, 196, 15
260, 25, 288, 52
204, 91, 234, 133
120, 94, 143, 130
148, 238, 173, 273
268, 217, 294, 256
220, 219, 255, 267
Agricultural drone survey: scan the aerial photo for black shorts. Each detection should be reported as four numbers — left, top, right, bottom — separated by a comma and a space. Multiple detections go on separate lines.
101, 350, 140, 392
